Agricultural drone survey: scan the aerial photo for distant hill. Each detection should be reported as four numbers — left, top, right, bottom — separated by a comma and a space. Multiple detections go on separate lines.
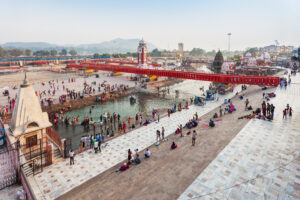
1, 38, 158, 54
2, 42, 57, 50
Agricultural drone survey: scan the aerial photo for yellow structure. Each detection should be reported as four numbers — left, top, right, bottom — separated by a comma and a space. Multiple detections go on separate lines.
113, 72, 122, 76
149, 75, 157, 81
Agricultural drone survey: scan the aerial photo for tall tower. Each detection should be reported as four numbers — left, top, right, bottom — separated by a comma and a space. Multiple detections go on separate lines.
178, 43, 184, 65
137, 39, 148, 67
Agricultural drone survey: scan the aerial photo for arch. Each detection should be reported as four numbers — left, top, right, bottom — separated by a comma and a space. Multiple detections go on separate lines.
26, 122, 39, 129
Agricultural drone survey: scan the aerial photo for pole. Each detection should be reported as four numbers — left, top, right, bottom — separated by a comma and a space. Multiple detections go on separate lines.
40, 138, 43, 172
227, 33, 232, 52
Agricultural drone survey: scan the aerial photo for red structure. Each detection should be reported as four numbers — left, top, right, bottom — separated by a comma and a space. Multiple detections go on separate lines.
67, 63, 280, 86
137, 39, 148, 66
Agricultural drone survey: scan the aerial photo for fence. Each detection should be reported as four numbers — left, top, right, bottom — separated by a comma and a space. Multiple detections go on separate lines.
46, 127, 62, 151
0, 118, 37, 199
20, 169, 36, 200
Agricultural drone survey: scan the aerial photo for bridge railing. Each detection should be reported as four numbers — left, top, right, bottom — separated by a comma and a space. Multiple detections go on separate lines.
66, 63, 280, 86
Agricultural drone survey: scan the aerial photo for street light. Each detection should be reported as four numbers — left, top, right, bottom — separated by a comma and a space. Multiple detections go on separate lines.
227, 33, 232, 52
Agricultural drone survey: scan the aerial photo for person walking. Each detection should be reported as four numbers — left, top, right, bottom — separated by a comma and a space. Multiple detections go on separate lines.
289, 107, 293, 116
156, 130, 161, 142
192, 130, 197, 146
128, 149, 132, 163
262, 101, 267, 116
219, 107, 223, 117
69, 149, 75, 165
128, 117, 131, 128
283, 109, 287, 119
139, 115, 143, 126
179, 124, 183, 137
122, 122, 126, 133
270, 104, 275, 118
245, 99, 249, 110
89, 136, 93, 149
98, 134, 102, 152
161, 126, 165, 140
267, 103, 270, 115
94, 139, 98, 153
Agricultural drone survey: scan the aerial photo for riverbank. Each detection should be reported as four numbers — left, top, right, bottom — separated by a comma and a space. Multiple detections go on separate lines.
45, 78, 183, 114
42, 87, 138, 114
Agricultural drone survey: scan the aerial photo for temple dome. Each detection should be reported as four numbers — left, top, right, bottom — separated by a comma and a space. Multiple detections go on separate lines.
245, 52, 252, 57
10, 77, 52, 137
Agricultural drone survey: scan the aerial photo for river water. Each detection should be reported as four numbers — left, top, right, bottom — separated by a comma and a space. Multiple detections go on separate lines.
55, 65, 213, 148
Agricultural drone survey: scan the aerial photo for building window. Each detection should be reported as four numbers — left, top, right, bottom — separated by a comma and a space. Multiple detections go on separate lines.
26, 135, 37, 148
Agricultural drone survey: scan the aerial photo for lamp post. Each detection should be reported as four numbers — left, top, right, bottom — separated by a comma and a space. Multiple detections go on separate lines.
227, 33, 232, 52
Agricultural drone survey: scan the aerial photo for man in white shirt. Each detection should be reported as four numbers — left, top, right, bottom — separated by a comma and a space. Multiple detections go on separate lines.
69, 149, 74, 165
144, 149, 151, 158
94, 140, 98, 153
192, 130, 197, 146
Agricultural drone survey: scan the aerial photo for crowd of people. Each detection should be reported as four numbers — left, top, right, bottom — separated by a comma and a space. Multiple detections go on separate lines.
0, 95, 17, 119
0, 76, 132, 119
39, 78, 131, 107
283, 104, 293, 119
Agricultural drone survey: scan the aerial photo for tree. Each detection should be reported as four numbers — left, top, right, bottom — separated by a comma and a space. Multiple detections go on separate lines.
0, 46, 7, 57
69, 49, 77, 56
245, 47, 259, 57
150, 48, 162, 57
33, 50, 50, 57
190, 48, 205, 56
125, 52, 137, 57
59, 49, 67, 56
7, 49, 24, 57
101, 53, 111, 58
93, 53, 100, 58
232, 54, 241, 65
50, 50, 58, 57
212, 50, 224, 73
205, 50, 217, 57
43, 50, 50, 56
25, 49, 32, 56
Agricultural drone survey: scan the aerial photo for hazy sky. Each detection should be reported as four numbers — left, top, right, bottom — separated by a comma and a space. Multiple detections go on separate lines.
1, 0, 299, 50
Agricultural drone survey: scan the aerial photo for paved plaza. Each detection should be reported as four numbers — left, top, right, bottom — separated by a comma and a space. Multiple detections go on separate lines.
30, 88, 239, 199
178, 74, 300, 200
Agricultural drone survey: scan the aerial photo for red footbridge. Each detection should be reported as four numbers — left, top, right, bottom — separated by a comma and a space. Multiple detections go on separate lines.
67, 62, 280, 86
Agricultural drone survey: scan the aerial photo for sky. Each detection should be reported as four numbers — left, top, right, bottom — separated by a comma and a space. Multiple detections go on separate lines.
0, 0, 300, 51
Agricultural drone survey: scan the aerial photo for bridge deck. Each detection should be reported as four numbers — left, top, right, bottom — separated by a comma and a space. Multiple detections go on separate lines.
67, 63, 280, 86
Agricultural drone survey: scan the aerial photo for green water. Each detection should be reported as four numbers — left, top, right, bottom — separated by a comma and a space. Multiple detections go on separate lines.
55, 91, 185, 149
55, 65, 213, 149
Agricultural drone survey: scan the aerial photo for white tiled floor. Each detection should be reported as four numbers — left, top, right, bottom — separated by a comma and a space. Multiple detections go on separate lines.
178, 74, 300, 200
31, 87, 239, 199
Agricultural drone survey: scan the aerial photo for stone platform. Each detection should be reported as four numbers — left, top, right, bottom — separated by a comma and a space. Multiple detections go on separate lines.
30, 88, 239, 199
178, 74, 300, 200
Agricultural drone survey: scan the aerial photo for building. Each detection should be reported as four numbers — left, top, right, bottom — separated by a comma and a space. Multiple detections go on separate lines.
3, 74, 62, 176
137, 39, 148, 67
178, 43, 184, 65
